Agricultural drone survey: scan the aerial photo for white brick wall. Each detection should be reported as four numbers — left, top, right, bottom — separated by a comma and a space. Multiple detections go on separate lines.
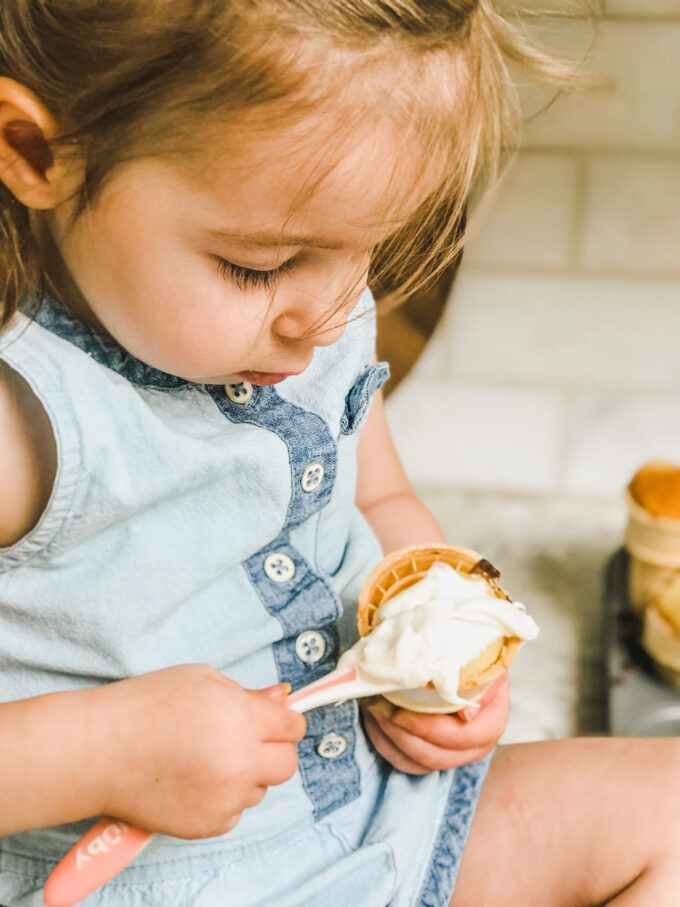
441, 272, 680, 391
387, 2, 680, 498
605, 0, 680, 16
580, 157, 680, 274
564, 394, 680, 494
465, 153, 579, 269
386, 382, 563, 492
523, 21, 680, 152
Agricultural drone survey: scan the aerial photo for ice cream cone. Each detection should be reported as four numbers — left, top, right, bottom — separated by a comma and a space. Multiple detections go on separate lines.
625, 461, 680, 613
357, 544, 522, 712
642, 601, 680, 689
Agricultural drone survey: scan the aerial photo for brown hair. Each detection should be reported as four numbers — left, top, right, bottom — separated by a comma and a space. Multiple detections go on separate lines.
0, 0, 585, 333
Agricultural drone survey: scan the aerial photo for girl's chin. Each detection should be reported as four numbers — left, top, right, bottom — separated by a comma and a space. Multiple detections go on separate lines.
234, 370, 294, 386
185, 370, 299, 386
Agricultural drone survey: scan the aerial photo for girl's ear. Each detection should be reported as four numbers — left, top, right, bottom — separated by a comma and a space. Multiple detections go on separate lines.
0, 76, 79, 210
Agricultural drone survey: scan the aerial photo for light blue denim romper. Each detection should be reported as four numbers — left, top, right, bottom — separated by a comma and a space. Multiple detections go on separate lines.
0, 288, 491, 907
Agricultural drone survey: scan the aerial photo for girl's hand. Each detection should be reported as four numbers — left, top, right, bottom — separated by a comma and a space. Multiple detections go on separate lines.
360, 673, 509, 774
88, 664, 306, 840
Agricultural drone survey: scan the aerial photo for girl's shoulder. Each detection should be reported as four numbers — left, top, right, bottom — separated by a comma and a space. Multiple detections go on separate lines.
0, 359, 57, 547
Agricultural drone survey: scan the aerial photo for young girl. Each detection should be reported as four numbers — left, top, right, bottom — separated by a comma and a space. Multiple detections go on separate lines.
0, 2, 678, 905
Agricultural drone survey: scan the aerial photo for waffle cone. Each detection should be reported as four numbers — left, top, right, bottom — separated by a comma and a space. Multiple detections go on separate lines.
642, 602, 680, 688
357, 544, 522, 691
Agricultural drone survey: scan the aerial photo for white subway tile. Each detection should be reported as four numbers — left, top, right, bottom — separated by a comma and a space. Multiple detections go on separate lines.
605, 0, 680, 15
384, 382, 562, 491
465, 152, 578, 269
442, 271, 680, 391
523, 21, 680, 152
564, 393, 680, 494
581, 156, 680, 274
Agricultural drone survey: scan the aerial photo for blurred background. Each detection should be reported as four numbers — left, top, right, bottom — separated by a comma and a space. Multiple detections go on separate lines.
378, 0, 680, 743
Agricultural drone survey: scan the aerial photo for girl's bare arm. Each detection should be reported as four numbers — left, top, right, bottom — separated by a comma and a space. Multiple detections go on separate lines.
355, 363, 510, 774
0, 360, 57, 546
0, 687, 108, 835
0, 361, 101, 834
355, 382, 445, 551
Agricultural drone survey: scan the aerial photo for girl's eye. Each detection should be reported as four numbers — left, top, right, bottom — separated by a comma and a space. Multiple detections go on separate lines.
216, 257, 293, 292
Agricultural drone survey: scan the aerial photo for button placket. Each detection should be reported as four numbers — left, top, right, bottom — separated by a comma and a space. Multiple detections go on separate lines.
210, 380, 359, 817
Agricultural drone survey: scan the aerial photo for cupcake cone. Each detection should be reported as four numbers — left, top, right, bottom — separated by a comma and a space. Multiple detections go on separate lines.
642, 602, 680, 690
357, 544, 522, 711
625, 461, 680, 612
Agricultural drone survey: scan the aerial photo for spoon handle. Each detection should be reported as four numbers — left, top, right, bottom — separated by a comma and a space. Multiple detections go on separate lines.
286, 666, 398, 712
43, 820, 155, 907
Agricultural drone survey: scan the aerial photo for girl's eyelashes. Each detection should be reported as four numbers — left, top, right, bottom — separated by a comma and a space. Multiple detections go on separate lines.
216, 257, 294, 293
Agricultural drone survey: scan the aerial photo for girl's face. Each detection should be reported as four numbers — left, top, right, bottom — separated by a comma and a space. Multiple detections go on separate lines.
47, 113, 432, 385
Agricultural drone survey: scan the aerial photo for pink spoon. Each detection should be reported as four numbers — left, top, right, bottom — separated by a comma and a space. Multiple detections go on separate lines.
42, 667, 402, 907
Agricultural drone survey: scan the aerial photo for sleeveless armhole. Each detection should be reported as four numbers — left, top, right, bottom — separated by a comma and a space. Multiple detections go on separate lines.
0, 332, 83, 572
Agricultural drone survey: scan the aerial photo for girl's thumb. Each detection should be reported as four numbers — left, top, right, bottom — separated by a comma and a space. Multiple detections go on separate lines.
255, 682, 292, 703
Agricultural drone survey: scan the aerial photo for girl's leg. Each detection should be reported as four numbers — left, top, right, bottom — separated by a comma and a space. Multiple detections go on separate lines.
451, 738, 680, 907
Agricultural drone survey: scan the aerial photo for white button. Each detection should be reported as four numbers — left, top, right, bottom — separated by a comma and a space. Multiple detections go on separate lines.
295, 630, 326, 664
264, 552, 296, 583
301, 461, 325, 493
225, 381, 253, 404
316, 733, 348, 759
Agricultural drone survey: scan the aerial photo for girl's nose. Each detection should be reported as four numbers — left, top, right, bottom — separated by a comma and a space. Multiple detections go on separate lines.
272, 303, 348, 348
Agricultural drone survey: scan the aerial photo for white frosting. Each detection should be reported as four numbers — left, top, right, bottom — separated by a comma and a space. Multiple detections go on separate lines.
338, 561, 539, 706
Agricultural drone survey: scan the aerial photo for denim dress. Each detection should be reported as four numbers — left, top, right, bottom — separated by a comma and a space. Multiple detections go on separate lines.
0, 288, 490, 907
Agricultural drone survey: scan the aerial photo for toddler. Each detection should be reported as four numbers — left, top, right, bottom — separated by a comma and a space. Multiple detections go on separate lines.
0, 2, 679, 905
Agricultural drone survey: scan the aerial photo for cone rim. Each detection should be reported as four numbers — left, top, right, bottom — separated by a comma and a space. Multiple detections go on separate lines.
357, 544, 521, 690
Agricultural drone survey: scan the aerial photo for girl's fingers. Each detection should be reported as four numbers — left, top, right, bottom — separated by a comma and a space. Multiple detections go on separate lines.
368, 706, 497, 770
364, 712, 493, 775
378, 681, 509, 751
361, 708, 432, 774
243, 785, 268, 809
258, 741, 302, 787
251, 693, 307, 743
257, 682, 293, 703
459, 674, 508, 722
